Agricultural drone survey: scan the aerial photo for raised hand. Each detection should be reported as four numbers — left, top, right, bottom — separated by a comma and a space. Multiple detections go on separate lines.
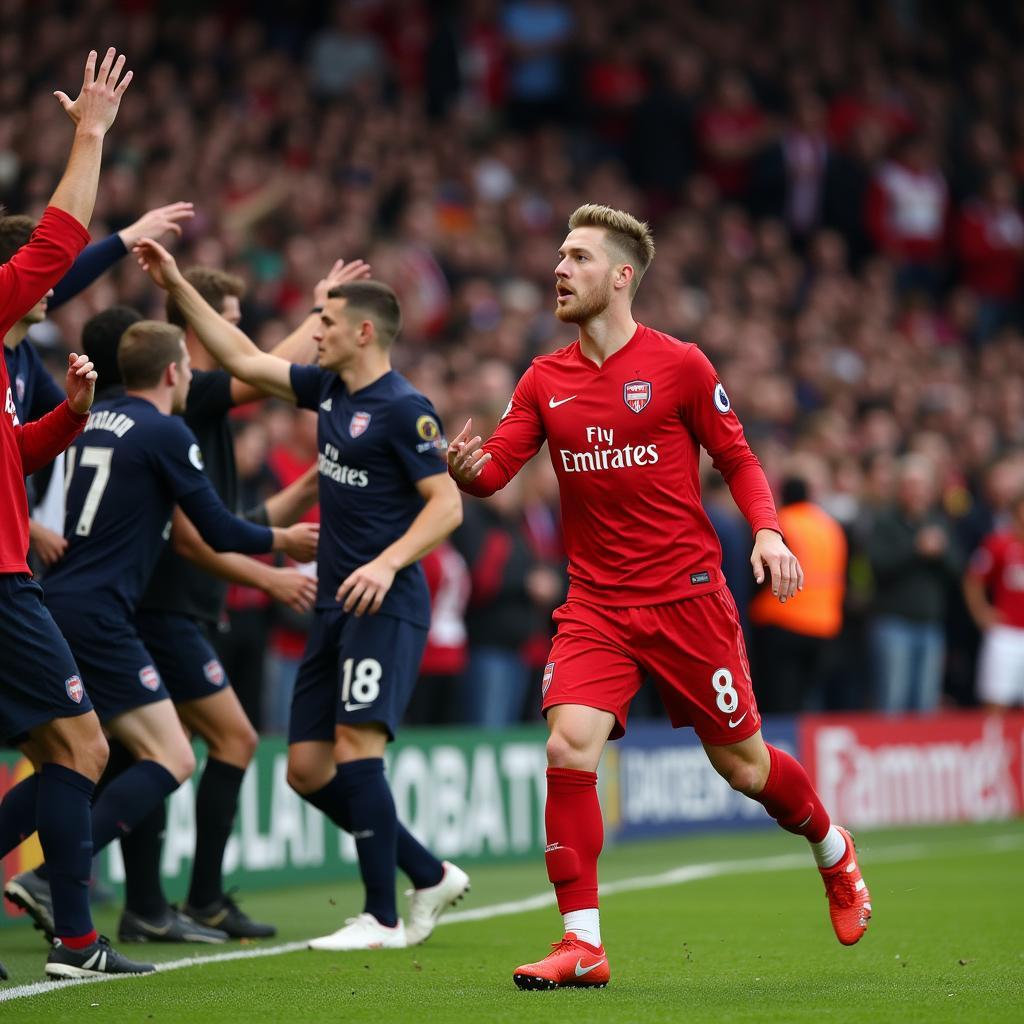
313, 258, 372, 307
133, 237, 185, 291
54, 48, 133, 136
447, 418, 491, 484
65, 352, 97, 414
119, 202, 195, 247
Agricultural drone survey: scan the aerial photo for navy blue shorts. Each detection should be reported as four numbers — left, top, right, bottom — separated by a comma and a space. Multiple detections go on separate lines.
135, 610, 230, 705
0, 575, 93, 744
47, 603, 168, 722
288, 610, 427, 744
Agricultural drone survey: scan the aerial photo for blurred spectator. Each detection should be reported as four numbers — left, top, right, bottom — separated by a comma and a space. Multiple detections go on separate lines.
866, 454, 962, 713
963, 490, 1024, 710
750, 464, 847, 713
955, 169, 1024, 343
866, 135, 949, 295
453, 478, 556, 728
500, 0, 574, 129
405, 541, 471, 726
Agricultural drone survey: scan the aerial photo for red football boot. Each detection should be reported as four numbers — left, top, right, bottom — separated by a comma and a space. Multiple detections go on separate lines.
819, 826, 872, 945
513, 933, 610, 990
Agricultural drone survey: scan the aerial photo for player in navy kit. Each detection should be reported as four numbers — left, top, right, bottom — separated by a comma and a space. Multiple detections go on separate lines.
135, 237, 471, 950
5, 320, 318, 942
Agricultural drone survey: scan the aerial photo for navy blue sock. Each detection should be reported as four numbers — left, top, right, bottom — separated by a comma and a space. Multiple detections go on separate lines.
305, 768, 443, 889
0, 774, 39, 858
121, 800, 169, 918
188, 758, 245, 908
91, 760, 180, 854
336, 759, 398, 928
36, 763, 95, 941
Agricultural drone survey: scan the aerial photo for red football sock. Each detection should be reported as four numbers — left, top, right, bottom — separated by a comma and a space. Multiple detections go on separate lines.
61, 929, 98, 950
755, 745, 831, 843
544, 767, 602, 914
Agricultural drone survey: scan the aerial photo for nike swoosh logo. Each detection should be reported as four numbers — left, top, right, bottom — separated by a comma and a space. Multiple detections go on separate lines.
344, 702, 372, 712
728, 712, 748, 729
575, 958, 606, 976
548, 395, 577, 408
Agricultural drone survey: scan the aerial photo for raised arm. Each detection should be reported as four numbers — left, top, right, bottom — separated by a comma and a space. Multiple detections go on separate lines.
257, 464, 320, 527
134, 237, 295, 401
49, 202, 194, 310
49, 48, 133, 228
228, 257, 370, 405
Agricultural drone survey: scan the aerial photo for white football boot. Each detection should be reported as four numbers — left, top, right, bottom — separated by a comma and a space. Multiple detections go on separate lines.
308, 912, 406, 951
404, 861, 471, 946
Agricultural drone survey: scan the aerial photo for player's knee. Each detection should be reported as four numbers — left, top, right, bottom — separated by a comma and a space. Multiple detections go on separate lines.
546, 730, 596, 770
286, 759, 322, 796
77, 730, 110, 782
718, 758, 765, 796
211, 721, 258, 766
166, 742, 196, 783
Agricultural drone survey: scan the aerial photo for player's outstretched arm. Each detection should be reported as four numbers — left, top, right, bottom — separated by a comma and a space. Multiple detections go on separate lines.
134, 237, 295, 401
750, 528, 804, 603
258, 464, 320, 527
228, 257, 371, 405
170, 509, 317, 613
337, 472, 463, 617
49, 48, 132, 228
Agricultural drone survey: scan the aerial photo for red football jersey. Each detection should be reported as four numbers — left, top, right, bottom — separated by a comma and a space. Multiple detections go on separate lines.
1, 207, 90, 575
968, 531, 1024, 628
458, 324, 780, 606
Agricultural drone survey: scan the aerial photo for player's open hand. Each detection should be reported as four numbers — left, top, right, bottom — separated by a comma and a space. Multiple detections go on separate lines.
751, 528, 803, 603
54, 48, 133, 136
265, 566, 318, 614
133, 237, 185, 291
313, 258, 372, 308
65, 352, 97, 414
337, 557, 397, 616
276, 522, 319, 562
448, 418, 491, 484
119, 202, 195, 247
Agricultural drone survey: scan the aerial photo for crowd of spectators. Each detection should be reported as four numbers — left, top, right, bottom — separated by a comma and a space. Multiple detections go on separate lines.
8, 0, 1024, 728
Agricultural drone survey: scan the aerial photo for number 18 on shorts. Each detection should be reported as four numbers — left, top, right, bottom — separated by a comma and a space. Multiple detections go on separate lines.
288, 609, 428, 743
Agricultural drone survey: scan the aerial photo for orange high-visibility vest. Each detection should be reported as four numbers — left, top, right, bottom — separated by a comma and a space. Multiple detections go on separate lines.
749, 502, 847, 638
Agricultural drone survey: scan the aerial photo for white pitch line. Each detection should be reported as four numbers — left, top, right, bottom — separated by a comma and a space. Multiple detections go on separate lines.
1, 830, 1021, 1004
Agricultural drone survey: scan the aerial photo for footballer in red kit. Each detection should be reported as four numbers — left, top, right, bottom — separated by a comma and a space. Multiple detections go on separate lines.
964, 491, 1024, 709
449, 203, 872, 990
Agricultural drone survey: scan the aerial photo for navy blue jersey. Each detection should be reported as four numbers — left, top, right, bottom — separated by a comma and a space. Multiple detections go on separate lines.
290, 365, 448, 627
43, 394, 273, 619
4, 339, 64, 425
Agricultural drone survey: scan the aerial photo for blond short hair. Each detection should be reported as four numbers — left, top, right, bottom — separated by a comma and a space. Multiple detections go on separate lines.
568, 203, 656, 295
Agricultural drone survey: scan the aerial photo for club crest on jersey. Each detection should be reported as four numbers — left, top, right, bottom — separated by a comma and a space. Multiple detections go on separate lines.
624, 379, 652, 413
65, 675, 84, 704
203, 659, 226, 686
713, 382, 731, 413
139, 665, 161, 692
542, 661, 556, 697
349, 411, 372, 438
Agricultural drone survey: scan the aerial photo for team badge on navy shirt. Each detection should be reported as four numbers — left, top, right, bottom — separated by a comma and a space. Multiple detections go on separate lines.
624, 379, 652, 413
65, 674, 84, 703
15, 375, 24, 403
350, 411, 371, 438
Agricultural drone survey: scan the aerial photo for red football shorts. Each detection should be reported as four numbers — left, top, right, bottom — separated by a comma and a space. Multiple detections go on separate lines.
540, 587, 762, 746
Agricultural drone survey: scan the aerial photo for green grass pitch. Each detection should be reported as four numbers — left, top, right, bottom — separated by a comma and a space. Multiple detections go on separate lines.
2, 820, 1022, 1023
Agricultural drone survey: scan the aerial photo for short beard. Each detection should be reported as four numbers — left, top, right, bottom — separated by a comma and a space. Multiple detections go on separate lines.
554, 278, 614, 324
